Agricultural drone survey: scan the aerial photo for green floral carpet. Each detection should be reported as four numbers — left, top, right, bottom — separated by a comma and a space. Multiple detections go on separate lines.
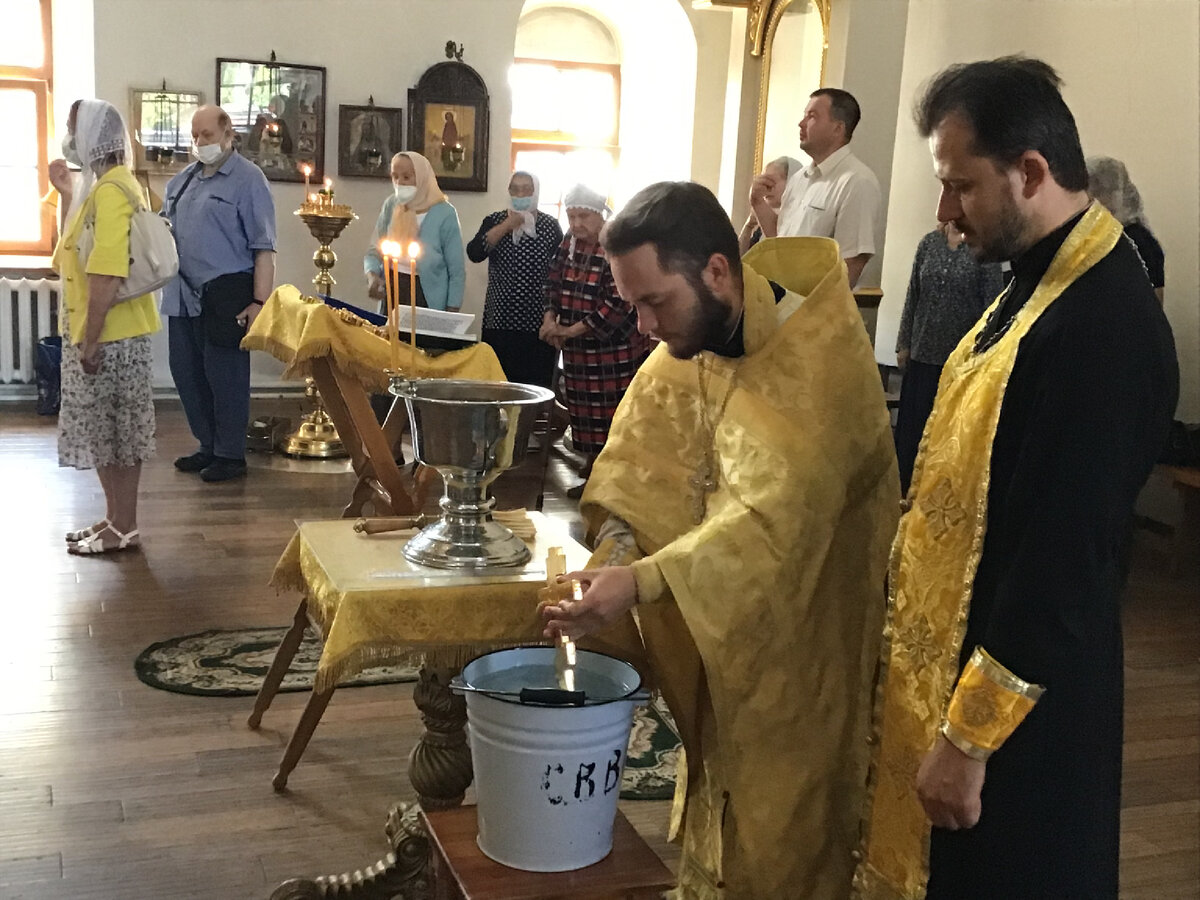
135, 626, 680, 800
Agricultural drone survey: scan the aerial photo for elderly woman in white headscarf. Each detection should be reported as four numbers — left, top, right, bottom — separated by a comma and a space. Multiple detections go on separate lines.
741, 155, 803, 254
1087, 156, 1164, 303
466, 170, 563, 386
364, 150, 464, 311
48, 99, 161, 555
541, 184, 651, 497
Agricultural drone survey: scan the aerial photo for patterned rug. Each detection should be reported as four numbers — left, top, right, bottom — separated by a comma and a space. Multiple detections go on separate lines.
134, 627, 679, 800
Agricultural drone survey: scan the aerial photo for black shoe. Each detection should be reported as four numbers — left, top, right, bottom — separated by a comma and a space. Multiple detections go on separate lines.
200, 458, 247, 483
175, 451, 215, 473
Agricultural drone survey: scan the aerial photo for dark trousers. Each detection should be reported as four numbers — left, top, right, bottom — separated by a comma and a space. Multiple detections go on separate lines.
168, 314, 251, 460
482, 328, 557, 388
894, 359, 943, 495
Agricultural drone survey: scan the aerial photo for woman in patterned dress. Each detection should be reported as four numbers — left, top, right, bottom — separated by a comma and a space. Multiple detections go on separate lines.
467, 170, 563, 386
49, 99, 160, 554
541, 185, 651, 496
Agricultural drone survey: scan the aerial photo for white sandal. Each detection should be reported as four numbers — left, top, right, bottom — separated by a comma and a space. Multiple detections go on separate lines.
66, 518, 110, 543
68, 524, 140, 555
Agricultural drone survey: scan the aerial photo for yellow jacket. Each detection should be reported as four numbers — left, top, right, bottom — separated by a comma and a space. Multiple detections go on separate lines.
51, 166, 161, 345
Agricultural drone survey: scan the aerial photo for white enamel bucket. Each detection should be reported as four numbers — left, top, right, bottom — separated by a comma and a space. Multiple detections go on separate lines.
452, 647, 647, 872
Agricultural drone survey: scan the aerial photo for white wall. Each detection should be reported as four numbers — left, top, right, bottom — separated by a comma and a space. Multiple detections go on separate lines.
876, 0, 1200, 419
825, 0, 910, 289
761, 3, 824, 165
91, 0, 526, 388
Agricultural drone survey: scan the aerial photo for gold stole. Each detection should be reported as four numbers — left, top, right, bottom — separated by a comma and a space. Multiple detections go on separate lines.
853, 204, 1122, 900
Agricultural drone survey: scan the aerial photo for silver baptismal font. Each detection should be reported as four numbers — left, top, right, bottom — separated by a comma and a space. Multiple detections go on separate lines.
388, 375, 554, 570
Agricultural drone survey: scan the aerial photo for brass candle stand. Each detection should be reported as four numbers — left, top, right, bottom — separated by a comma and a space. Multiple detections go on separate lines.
283, 195, 358, 458
295, 196, 357, 295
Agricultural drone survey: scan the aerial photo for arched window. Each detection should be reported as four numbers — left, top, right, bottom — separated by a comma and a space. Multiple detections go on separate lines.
511, 7, 620, 222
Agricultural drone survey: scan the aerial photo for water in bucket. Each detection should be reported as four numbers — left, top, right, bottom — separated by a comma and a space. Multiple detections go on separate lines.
455, 647, 646, 872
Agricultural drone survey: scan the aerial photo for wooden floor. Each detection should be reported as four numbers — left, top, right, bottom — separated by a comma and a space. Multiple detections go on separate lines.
0, 401, 1196, 899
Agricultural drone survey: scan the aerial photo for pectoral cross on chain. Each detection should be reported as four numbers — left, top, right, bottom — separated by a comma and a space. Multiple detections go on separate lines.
689, 460, 718, 525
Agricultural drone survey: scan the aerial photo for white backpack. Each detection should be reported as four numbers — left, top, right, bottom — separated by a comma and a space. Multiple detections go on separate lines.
75, 178, 180, 302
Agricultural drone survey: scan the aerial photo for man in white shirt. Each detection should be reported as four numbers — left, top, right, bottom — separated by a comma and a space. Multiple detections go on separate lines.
752, 88, 881, 287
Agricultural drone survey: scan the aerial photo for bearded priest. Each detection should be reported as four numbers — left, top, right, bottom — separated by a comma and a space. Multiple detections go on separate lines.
541, 181, 900, 900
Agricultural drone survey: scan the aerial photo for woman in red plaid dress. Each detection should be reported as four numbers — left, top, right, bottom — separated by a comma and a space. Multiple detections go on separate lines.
541, 185, 651, 493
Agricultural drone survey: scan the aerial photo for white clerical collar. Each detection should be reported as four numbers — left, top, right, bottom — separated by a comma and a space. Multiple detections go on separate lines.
805, 143, 853, 179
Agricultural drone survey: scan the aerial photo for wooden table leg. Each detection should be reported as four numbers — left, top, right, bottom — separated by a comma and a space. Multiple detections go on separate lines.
269, 666, 471, 897
248, 598, 310, 729
273, 684, 336, 792
408, 665, 473, 810
269, 796, 433, 900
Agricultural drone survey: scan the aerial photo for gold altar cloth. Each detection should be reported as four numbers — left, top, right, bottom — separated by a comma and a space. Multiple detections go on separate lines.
270, 514, 590, 692
241, 284, 505, 390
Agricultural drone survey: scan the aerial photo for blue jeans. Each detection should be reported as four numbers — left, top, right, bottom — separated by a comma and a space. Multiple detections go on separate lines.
168, 314, 250, 460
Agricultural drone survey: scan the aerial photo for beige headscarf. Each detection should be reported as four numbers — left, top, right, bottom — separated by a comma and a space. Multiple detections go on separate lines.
388, 151, 448, 246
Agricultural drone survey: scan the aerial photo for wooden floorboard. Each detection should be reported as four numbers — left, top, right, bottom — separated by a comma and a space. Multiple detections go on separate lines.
1, 400, 1196, 899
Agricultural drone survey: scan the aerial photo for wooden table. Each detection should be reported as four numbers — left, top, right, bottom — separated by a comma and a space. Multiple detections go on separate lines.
422, 806, 674, 900
251, 514, 591, 797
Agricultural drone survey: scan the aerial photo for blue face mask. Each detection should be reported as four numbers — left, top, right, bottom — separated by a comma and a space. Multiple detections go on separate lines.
510, 196, 534, 212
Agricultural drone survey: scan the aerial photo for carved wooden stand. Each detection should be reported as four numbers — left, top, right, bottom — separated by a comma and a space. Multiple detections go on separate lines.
270, 666, 472, 899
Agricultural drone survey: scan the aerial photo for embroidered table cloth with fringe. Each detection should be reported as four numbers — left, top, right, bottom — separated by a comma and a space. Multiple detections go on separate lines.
270, 514, 590, 691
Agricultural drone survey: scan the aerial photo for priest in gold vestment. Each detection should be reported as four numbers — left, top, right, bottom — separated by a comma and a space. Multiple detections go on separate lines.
853, 59, 1178, 900
541, 182, 899, 899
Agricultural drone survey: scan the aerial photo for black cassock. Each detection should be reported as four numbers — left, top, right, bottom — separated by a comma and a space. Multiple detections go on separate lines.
926, 214, 1179, 900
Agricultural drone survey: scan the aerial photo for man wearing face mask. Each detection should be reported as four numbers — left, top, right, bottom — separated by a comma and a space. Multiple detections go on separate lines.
161, 104, 277, 483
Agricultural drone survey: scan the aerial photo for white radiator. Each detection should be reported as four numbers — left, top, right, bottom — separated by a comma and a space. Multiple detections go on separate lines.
0, 277, 59, 384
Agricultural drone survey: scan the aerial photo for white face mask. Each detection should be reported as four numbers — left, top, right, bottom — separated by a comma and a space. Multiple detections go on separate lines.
192, 141, 225, 165
393, 184, 418, 204
62, 134, 81, 166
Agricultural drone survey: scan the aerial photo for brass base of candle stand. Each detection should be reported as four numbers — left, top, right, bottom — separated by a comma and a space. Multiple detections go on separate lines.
280, 377, 349, 459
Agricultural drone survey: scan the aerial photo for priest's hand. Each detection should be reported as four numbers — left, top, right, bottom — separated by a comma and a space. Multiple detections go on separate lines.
540, 566, 638, 640
917, 735, 986, 830
367, 272, 386, 300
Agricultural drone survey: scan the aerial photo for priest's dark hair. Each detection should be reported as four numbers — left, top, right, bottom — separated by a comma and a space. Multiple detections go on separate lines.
914, 56, 1088, 192
811, 87, 862, 140
601, 181, 742, 285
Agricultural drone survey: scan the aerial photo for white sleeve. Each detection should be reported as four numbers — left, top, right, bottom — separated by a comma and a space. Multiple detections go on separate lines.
831, 172, 881, 258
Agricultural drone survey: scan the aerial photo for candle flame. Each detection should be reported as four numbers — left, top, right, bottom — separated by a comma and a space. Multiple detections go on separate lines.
407, 241, 421, 260
380, 240, 403, 259
324, 178, 332, 190
302, 164, 312, 177
308, 193, 316, 203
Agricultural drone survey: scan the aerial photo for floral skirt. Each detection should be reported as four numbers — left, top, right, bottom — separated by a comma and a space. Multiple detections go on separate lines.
58, 334, 156, 470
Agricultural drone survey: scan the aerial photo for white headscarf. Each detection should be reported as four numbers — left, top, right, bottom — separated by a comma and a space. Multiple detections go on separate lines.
66, 99, 135, 228
564, 183, 611, 255
1086, 156, 1148, 229
509, 170, 540, 245
770, 155, 804, 180
563, 183, 611, 218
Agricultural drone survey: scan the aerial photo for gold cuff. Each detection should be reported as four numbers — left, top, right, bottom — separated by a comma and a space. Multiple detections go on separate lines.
629, 558, 667, 605
942, 646, 1045, 760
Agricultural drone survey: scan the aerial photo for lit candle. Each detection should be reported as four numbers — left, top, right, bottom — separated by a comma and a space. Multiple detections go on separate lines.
407, 241, 421, 350
302, 163, 312, 195
307, 192, 317, 209
380, 240, 403, 371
